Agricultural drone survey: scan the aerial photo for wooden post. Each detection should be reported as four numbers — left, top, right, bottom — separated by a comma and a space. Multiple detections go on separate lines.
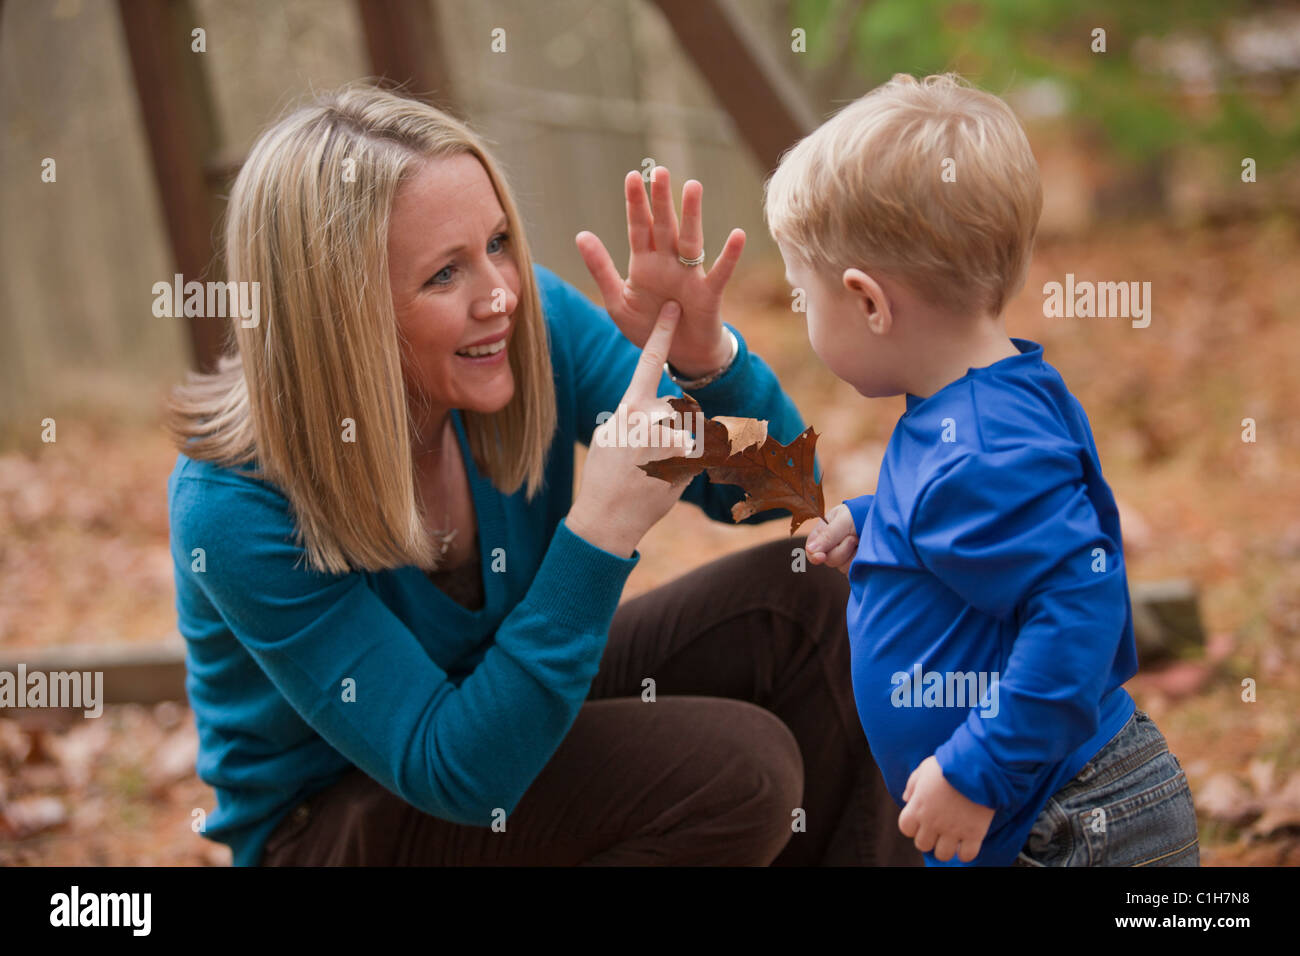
649, 0, 819, 173
0, 639, 188, 706
355, 0, 457, 113
117, 0, 227, 373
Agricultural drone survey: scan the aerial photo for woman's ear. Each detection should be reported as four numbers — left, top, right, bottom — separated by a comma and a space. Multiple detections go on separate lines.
843, 268, 892, 335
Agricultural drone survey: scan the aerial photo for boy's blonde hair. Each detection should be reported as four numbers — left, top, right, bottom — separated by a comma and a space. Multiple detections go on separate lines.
765, 73, 1042, 316
167, 83, 556, 575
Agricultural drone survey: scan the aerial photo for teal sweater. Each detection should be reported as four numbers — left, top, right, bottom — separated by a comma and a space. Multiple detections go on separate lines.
168, 263, 818, 865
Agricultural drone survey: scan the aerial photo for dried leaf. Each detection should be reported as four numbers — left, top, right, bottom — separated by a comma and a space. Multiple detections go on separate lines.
710, 416, 768, 456
146, 723, 198, 796
640, 395, 826, 535
48, 720, 111, 790
1195, 773, 1261, 827
2, 796, 68, 837
1246, 757, 1276, 798
1250, 771, 1300, 839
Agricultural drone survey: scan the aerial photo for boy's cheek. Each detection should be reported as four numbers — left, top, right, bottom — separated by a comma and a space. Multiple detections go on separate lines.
808, 323, 850, 374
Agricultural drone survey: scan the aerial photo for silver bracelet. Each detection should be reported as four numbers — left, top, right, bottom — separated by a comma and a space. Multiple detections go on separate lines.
664, 328, 739, 390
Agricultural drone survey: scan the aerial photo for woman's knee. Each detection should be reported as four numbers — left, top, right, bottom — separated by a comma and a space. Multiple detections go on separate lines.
685, 699, 804, 862
730, 698, 804, 796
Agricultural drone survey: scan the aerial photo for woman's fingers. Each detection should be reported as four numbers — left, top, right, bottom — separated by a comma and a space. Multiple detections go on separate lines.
625, 170, 654, 253
575, 231, 626, 312
649, 167, 679, 254
705, 228, 747, 296
623, 300, 681, 403
678, 179, 704, 264
644, 423, 695, 459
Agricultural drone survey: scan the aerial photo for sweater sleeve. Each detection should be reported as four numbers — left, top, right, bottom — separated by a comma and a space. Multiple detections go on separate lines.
540, 267, 821, 526
172, 471, 637, 826
908, 444, 1129, 812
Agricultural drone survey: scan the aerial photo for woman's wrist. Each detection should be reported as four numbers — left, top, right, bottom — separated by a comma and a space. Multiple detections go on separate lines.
565, 506, 636, 559
665, 327, 738, 388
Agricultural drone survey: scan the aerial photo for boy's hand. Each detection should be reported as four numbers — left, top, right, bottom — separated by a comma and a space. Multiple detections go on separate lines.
805, 503, 857, 574
899, 755, 995, 863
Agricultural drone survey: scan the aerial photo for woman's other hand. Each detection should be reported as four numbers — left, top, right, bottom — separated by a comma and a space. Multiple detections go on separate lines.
567, 300, 697, 558
575, 167, 745, 380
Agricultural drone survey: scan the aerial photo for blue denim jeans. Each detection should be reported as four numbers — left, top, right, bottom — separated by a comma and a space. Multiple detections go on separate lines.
1013, 709, 1200, 866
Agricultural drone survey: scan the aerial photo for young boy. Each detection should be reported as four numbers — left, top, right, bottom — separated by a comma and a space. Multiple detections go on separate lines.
765, 73, 1199, 866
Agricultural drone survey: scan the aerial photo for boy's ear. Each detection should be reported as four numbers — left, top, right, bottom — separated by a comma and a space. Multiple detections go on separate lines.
843, 268, 891, 335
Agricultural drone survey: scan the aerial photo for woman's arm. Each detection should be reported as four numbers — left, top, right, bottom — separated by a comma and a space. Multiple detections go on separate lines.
171, 464, 637, 825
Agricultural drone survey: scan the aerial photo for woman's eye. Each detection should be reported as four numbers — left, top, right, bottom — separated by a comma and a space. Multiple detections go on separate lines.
425, 233, 507, 288
426, 265, 455, 287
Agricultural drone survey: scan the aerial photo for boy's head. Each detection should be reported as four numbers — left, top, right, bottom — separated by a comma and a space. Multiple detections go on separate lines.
764, 73, 1042, 396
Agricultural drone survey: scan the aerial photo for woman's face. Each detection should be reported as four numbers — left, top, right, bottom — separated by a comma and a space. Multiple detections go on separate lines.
387, 152, 520, 428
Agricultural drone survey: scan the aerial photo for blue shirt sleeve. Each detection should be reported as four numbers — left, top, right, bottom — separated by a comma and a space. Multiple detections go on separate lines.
171, 468, 637, 825
540, 270, 820, 525
909, 444, 1129, 812
843, 494, 874, 536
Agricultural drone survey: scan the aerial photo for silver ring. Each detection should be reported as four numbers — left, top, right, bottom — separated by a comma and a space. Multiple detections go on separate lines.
677, 250, 705, 267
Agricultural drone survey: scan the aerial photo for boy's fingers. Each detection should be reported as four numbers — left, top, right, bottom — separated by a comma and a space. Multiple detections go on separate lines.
825, 536, 858, 568
897, 806, 916, 838
831, 504, 855, 532
933, 834, 959, 862
957, 838, 982, 863
912, 824, 937, 854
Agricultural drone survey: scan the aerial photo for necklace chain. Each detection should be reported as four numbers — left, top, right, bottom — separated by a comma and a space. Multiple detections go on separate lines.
420, 418, 459, 561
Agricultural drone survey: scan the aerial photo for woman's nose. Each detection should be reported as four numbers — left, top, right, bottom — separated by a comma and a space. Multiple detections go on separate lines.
471, 261, 518, 321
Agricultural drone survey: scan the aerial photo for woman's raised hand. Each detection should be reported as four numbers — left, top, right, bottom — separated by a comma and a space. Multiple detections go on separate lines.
566, 300, 698, 559
576, 167, 746, 379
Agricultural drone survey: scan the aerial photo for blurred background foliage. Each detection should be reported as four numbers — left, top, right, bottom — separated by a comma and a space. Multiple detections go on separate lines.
793, 0, 1300, 174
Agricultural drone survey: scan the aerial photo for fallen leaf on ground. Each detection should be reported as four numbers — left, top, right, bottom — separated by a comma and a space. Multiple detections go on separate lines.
147, 723, 198, 797
1, 795, 67, 837
1195, 773, 1261, 827
1251, 771, 1300, 839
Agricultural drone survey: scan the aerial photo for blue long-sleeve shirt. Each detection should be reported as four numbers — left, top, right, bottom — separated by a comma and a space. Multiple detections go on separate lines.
168, 263, 815, 866
843, 338, 1136, 867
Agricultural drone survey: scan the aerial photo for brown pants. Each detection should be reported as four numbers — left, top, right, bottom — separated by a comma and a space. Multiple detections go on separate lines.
260, 535, 923, 866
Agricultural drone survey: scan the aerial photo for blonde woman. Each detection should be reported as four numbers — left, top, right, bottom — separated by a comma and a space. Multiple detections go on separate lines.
166, 83, 918, 867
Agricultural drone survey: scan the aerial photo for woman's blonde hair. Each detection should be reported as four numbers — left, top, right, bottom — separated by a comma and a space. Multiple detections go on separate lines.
167, 83, 556, 575
764, 73, 1042, 316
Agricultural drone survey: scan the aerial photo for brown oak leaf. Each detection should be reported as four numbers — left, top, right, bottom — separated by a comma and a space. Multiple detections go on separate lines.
639, 395, 826, 534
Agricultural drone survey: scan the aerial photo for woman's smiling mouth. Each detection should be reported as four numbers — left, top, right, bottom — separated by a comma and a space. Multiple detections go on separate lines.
455, 326, 510, 362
